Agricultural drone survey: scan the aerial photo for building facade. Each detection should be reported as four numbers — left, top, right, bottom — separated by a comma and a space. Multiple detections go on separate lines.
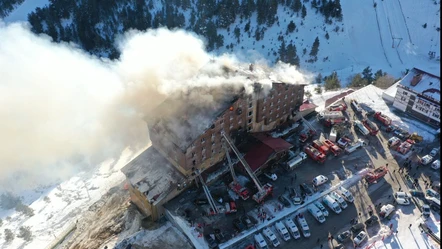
148, 82, 305, 178
392, 68, 440, 128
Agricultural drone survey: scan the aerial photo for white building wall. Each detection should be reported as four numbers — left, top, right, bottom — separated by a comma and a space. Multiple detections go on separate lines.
393, 88, 412, 112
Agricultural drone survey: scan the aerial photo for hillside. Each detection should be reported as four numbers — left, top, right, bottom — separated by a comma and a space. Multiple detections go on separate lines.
2, 0, 440, 82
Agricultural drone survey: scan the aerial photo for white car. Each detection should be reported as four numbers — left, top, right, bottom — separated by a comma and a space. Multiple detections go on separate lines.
353, 231, 367, 246
430, 147, 440, 157
420, 155, 433, 165
312, 175, 329, 187
393, 192, 411, 205
431, 160, 440, 170
387, 136, 401, 147
337, 186, 354, 203
330, 191, 348, 209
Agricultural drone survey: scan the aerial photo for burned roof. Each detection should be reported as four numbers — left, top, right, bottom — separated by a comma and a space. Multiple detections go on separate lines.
399, 68, 440, 102
150, 85, 244, 151
121, 147, 185, 204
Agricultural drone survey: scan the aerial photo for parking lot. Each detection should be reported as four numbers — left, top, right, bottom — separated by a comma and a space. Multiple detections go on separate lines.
165, 97, 440, 249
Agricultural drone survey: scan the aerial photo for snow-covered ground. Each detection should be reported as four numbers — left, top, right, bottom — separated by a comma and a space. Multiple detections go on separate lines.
1, 0, 49, 23
0, 147, 142, 249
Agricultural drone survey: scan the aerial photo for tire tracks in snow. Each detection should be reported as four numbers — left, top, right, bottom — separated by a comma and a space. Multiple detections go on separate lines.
381, 0, 404, 65
372, 0, 392, 68
396, 0, 413, 44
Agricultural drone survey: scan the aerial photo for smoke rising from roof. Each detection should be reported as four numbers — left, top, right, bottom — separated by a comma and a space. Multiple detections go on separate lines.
0, 23, 311, 192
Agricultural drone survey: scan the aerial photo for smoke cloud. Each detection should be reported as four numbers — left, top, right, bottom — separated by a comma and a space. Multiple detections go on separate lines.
0, 22, 311, 192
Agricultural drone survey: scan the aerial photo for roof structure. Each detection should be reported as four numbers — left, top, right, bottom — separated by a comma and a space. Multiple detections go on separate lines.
324, 89, 355, 107
151, 86, 242, 151
121, 147, 185, 204
398, 68, 440, 102
243, 135, 293, 172
299, 101, 318, 112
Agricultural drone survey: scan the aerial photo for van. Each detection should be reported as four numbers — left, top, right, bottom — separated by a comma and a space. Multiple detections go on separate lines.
286, 152, 307, 170
431, 159, 440, 170
307, 204, 326, 223
354, 120, 370, 136
275, 221, 291, 241
329, 126, 337, 142
284, 218, 301, 239
295, 214, 311, 238
262, 227, 280, 247
428, 197, 440, 211
337, 186, 354, 203
254, 233, 269, 249
314, 201, 329, 217
312, 175, 329, 187
323, 194, 342, 214
426, 189, 440, 199
330, 191, 348, 209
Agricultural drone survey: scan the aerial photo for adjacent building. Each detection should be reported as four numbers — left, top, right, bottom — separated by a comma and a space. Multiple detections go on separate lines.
392, 68, 440, 128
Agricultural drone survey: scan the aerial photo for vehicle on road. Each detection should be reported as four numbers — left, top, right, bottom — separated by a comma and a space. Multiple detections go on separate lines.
426, 189, 440, 199
387, 136, 401, 147
233, 218, 246, 232
353, 231, 367, 246
420, 155, 434, 165
350, 223, 365, 234
330, 191, 348, 209
275, 221, 291, 241
350, 99, 363, 113
432, 159, 440, 170
304, 144, 326, 163
393, 192, 411, 205
278, 195, 291, 208
430, 147, 440, 157
422, 204, 431, 219
354, 120, 370, 136
323, 194, 342, 214
364, 215, 379, 227
285, 152, 308, 170
323, 139, 342, 156
336, 230, 351, 243
307, 204, 326, 223
379, 204, 395, 219
314, 201, 329, 217
204, 234, 218, 249
214, 229, 227, 243
295, 213, 311, 238
254, 233, 268, 249
337, 186, 354, 202
329, 126, 337, 142
337, 136, 351, 148
312, 175, 329, 187
312, 139, 330, 154
345, 138, 366, 154
300, 183, 315, 196
262, 227, 280, 247
289, 187, 303, 205
241, 215, 256, 229
374, 112, 392, 126
285, 218, 301, 239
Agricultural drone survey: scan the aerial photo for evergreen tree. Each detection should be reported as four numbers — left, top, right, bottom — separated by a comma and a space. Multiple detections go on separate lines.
374, 69, 387, 81
315, 73, 323, 83
325, 32, 330, 39
349, 73, 368, 88
287, 21, 296, 33
362, 66, 374, 83
310, 37, 320, 57
286, 42, 300, 66
279, 40, 287, 62
324, 71, 341, 90
292, 0, 302, 12
301, 4, 307, 18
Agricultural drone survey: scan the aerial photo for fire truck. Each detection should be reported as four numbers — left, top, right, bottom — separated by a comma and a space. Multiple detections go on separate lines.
374, 112, 392, 126
362, 119, 379, 136
396, 139, 414, 155
312, 139, 330, 155
224, 143, 250, 200
304, 145, 326, 163
322, 139, 342, 156
328, 103, 347, 112
222, 133, 273, 203
365, 166, 388, 184
299, 117, 317, 142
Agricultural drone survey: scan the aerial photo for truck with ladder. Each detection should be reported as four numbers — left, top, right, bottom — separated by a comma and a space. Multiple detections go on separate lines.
350, 99, 363, 113
304, 144, 326, 163
374, 112, 392, 126
196, 171, 224, 216
312, 139, 330, 155
322, 139, 342, 156
224, 143, 250, 200
328, 103, 347, 112
318, 111, 348, 127
222, 132, 273, 204
362, 119, 379, 136
299, 117, 317, 142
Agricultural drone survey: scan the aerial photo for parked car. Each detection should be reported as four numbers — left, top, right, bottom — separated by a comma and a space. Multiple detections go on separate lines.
233, 218, 246, 232
430, 147, 440, 157
241, 215, 256, 229
337, 186, 354, 203
204, 234, 218, 249
312, 175, 329, 187
364, 215, 379, 227
278, 195, 291, 208
350, 223, 365, 234
289, 187, 303, 205
393, 192, 411, 205
353, 231, 367, 246
432, 159, 440, 170
336, 230, 351, 243
300, 183, 314, 196
214, 229, 227, 243
420, 155, 434, 165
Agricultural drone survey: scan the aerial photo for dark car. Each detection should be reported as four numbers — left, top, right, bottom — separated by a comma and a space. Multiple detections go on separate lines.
409, 189, 425, 198
300, 183, 314, 196
364, 215, 379, 227
350, 223, 365, 234
289, 187, 303, 205
204, 234, 218, 249
214, 229, 228, 243
278, 195, 291, 207
241, 215, 256, 229
194, 198, 208, 205
233, 218, 246, 232
336, 230, 351, 243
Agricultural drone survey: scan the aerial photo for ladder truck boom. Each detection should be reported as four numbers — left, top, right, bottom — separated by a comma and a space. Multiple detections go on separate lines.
223, 144, 237, 181
302, 117, 317, 135
197, 171, 219, 214
221, 132, 263, 192
224, 143, 250, 200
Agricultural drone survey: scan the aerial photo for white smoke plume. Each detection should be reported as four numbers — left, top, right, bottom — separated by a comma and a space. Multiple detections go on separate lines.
0, 22, 312, 192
